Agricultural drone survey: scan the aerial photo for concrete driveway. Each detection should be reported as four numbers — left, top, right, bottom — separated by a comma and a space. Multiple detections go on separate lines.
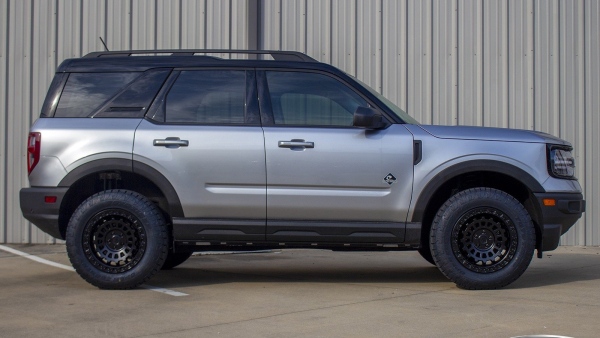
0, 244, 598, 337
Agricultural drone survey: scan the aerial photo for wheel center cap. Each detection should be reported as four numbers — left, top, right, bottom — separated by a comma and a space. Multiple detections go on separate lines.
106, 232, 125, 250
472, 229, 495, 250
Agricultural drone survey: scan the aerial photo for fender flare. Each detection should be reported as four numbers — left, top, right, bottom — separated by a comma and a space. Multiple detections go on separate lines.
58, 158, 184, 217
410, 160, 545, 222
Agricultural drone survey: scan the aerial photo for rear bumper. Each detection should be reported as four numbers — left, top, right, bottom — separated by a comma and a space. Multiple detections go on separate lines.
534, 192, 585, 252
20, 187, 68, 240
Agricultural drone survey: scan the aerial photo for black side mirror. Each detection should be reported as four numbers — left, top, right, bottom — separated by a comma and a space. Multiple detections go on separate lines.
353, 106, 385, 129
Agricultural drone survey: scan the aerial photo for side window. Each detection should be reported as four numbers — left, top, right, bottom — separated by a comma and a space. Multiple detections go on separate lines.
55, 72, 139, 117
266, 71, 368, 126
165, 70, 246, 124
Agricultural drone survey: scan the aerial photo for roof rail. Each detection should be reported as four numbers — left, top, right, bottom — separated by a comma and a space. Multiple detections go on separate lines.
83, 49, 317, 62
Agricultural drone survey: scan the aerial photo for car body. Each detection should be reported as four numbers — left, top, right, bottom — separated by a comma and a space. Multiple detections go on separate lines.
20, 50, 585, 289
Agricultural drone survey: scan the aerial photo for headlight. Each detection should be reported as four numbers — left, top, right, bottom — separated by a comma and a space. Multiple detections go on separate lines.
548, 145, 575, 178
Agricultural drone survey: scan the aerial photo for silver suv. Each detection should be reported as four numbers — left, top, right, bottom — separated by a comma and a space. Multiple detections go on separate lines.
20, 50, 585, 290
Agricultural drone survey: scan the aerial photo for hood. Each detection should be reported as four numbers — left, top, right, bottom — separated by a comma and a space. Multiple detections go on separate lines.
417, 125, 570, 146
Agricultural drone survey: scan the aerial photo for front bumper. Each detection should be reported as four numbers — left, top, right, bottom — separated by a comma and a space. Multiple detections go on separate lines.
20, 187, 68, 240
534, 192, 585, 251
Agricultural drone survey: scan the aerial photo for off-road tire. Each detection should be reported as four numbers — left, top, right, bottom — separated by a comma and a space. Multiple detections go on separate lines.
66, 190, 169, 289
430, 188, 535, 290
162, 251, 193, 270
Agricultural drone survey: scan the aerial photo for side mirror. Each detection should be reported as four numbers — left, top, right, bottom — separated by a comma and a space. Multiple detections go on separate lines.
353, 106, 385, 129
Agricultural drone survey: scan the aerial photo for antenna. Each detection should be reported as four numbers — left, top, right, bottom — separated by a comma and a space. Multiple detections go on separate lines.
99, 37, 109, 51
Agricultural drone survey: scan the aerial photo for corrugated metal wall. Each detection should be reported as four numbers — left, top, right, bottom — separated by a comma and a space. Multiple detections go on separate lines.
1, 0, 598, 245
259, 0, 599, 246
0, 0, 252, 244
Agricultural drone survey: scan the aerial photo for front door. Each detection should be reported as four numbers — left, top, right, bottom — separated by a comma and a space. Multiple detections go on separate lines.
260, 70, 414, 243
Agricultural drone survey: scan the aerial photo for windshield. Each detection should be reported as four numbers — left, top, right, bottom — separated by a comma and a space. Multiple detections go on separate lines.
352, 76, 419, 124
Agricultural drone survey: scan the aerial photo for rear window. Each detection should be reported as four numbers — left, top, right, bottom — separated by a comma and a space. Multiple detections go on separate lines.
54, 72, 139, 117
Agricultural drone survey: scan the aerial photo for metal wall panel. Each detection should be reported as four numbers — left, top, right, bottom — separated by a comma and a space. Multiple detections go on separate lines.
32, 0, 59, 243
381, 0, 407, 114
432, 0, 457, 126
0, 0, 250, 244
534, 0, 560, 137
181, 0, 207, 49
584, 0, 599, 246
508, 0, 534, 131
332, 0, 356, 75
482, 0, 508, 128
1, 0, 598, 245
107, 0, 132, 51
6, 1, 33, 243
559, 0, 586, 245
407, 0, 431, 124
457, 0, 483, 127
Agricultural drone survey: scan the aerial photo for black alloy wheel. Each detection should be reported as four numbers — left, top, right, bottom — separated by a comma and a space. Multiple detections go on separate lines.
430, 188, 535, 290
66, 190, 168, 289
451, 207, 517, 273
83, 209, 147, 273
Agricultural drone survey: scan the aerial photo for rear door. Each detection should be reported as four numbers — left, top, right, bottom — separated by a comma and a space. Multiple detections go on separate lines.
259, 70, 414, 243
134, 69, 266, 241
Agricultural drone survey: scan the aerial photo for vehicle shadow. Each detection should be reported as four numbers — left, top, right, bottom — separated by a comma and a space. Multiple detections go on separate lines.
149, 251, 600, 290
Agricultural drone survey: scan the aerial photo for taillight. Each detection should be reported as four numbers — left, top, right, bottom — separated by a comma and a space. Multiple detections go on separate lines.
27, 132, 41, 175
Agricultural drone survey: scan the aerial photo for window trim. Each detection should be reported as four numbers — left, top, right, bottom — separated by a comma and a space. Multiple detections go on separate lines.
146, 68, 260, 126
257, 68, 391, 128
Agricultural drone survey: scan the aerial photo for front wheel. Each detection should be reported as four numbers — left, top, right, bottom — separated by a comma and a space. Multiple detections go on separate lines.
430, 188, 535, 290
66, 190, 169, 289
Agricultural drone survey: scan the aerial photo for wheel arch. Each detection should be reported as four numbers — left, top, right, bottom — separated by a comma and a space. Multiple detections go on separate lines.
411, 160, 546, 251
57, 158, 183, 238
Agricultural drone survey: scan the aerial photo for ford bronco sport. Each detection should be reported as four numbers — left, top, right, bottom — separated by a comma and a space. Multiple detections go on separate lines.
20, 50, 585, 290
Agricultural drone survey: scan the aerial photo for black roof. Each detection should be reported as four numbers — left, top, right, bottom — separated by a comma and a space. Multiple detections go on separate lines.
57, 49, 340, 73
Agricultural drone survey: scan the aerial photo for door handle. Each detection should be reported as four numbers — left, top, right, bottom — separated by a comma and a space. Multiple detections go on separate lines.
153, 137, 189, 148
278, 140, 314, 149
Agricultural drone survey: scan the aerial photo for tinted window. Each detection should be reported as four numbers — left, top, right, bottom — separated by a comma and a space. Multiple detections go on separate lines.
55, 72, 139, 117
93, 69, 171, 118
165, 70, 246, 124
266, 71, 368, 126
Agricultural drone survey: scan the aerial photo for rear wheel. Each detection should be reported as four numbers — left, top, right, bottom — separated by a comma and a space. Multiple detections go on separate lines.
430, 188, 535, 290
66, 190, 169, 289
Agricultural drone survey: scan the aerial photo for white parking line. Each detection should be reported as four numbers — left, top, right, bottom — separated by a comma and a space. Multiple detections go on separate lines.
0, 244, 75, 271
140, 284, 188, 297
0, 244, 188, 297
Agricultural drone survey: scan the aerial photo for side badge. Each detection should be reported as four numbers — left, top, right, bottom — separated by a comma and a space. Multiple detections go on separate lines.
384, 173, 397, 185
